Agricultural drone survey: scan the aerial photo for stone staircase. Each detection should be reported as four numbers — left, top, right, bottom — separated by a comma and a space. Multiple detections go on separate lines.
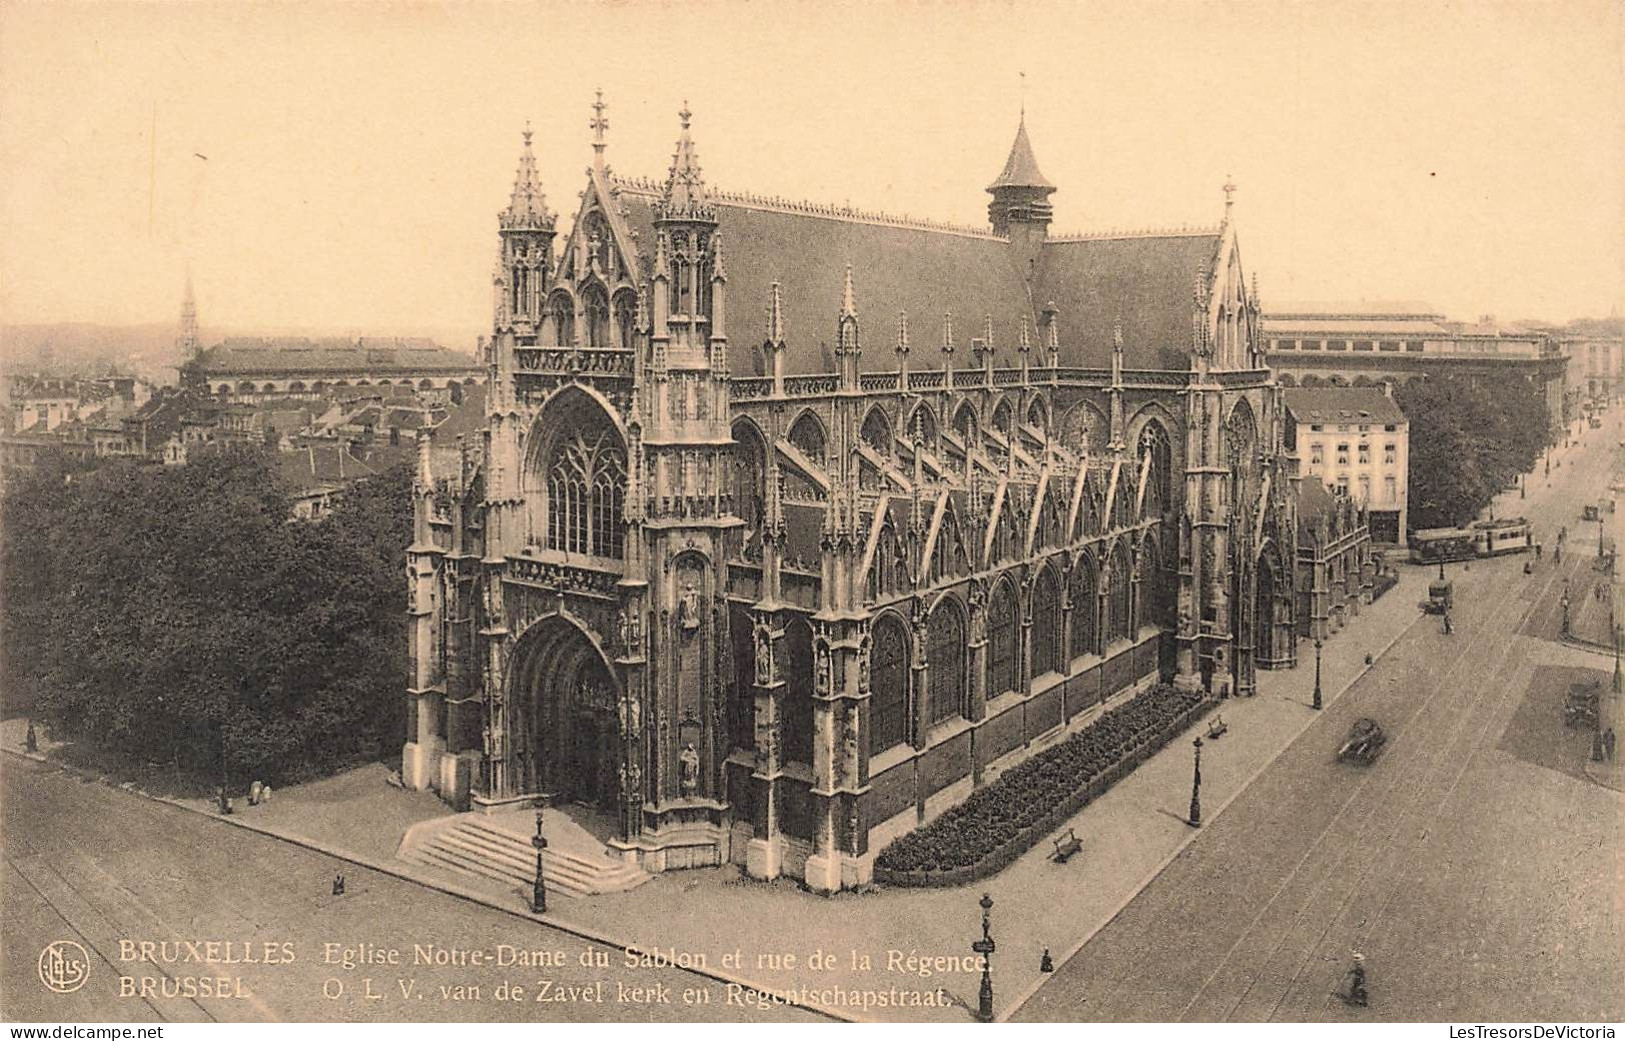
398, 813, 651, 899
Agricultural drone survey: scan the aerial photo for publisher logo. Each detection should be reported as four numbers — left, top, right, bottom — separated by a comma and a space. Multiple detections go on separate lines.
39, 940, 90, 993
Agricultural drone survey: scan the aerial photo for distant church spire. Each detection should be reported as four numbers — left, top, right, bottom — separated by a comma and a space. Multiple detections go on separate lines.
177, 272, 199, 363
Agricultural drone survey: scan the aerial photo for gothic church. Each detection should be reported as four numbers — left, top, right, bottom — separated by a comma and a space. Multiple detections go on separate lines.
405, 97, 1301, 891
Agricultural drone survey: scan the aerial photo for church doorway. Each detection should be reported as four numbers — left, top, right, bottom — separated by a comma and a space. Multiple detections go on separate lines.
512, 617, 623, 813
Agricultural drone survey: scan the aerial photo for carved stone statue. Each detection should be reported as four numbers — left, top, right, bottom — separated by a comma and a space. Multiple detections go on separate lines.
754, 624, 775, 685
678, 580, 702, 631
679, 742, 700, 797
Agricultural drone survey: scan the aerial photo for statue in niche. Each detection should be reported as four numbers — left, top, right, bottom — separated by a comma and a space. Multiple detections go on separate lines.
677, 580, 702, 631
679, 743, 700, 797
617, 693, 641, 741
755, 624, 776, 685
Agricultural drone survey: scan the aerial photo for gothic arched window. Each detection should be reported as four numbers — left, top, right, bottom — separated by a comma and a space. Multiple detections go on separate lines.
1106, 542, 1132, 644
1031, 567, 1061, 678
788, 412, 827, 469
986, 579, 1018, 700
548, 291, 575, 347
861, 407, 892, 455
1070, 553, 1098, 661
784, 616, 814, 765
536, 393, 626, 559
729, 605, 756, 752
582, 283, 610, 348
613, 289, 637, 351
870, 615, 910, 754
1138, 419, 1173, 517
928, 600, 966, 724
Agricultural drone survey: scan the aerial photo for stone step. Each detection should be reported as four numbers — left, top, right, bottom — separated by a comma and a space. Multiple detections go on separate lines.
399, 815, 650, 898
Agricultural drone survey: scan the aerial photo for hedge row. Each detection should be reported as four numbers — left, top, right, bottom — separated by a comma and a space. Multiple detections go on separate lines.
874, 684, 1212, 887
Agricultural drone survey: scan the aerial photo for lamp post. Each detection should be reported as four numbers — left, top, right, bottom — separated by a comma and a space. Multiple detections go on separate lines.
1614, 622, 1622, 694
530, 805, 548, 914
1438, 559, 1446, 582
972, 893, 996, 1023
1188, 736, 1203, 827
1561, 586, 1571, 638
1313, 638, 1324, 710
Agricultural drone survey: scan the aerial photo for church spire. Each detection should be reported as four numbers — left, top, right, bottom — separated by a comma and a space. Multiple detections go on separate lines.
177, 272, 199, 361
500, 122, 554, 232
656, 102, 715, 223
987, 111, 1056, 246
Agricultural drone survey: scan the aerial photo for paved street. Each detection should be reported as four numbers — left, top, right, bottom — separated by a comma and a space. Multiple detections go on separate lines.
0, 755, 823, 1024
1016, 420, 1625, 1022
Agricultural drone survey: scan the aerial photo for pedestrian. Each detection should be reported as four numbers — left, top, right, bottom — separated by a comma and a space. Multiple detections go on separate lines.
332, 873, 346, 896
1606, 728, 1617, 761
1040, 948, 1054, 973
24, 719, 37, 754
248, 780, 263, 806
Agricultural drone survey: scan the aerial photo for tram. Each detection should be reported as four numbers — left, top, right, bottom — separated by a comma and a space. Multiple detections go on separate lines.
1410, 518, 1532, 563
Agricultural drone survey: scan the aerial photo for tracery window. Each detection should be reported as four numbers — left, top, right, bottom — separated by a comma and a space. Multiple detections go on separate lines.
1031, 568, 1061, 678
548, 291, 575, 347
1138, 420, 1173, 516
986, 580, 1018, 700
1070, 554, 1098, 660
613, 290, 638, 351
783, 616, 814, 765
862, 408, 892, 455
583, 283, 610, 348
870, 616, 910, 754
928, 600, 966, 724
546, 428, 626, 558
1106, 543, 1132, 643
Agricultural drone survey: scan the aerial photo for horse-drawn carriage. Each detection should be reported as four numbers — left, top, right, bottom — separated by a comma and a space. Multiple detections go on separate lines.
1338, 718, 1387, 764
1420, 579, 1453, 615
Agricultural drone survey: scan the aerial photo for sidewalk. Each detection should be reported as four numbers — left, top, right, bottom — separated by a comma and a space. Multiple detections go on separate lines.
3, 566, 1428, 1023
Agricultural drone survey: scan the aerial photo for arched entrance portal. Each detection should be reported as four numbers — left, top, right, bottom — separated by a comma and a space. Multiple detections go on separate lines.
510, 616, 623, 812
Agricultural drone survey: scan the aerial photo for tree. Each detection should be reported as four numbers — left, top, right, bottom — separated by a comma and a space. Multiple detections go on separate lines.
1394, 372, 1550, 530
1, 450, 412, 786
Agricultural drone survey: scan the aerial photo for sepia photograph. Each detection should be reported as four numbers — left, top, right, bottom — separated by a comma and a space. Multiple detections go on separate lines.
1, 0, 1621, 1031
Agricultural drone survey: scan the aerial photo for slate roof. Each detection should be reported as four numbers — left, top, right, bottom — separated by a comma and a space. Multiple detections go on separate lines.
1283, 387, 1407, 426
432, 383, 488, 445
1032, 233, 1223, 370
1296, 476, 1335, 529
614, 183, 1219, 375
192, 338, 479, 376
616, 186, 1032, 376
987, 118, 1054, 190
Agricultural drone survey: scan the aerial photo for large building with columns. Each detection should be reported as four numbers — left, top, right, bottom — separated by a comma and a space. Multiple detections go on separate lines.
404, 99, 1300, 891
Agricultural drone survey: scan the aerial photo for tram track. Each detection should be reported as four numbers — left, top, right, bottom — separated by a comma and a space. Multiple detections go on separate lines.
1174, 575, 1533, 1021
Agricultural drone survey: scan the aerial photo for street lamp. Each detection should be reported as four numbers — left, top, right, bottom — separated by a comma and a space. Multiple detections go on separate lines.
1438, 559, 1446, 582
1313, 638, 1324, 710
1562, 585, 1571, 638
972, 893, 996, 1023
1188, 736, 1203, 828
1614, 623, 1622, 694
531, 804, 549, 914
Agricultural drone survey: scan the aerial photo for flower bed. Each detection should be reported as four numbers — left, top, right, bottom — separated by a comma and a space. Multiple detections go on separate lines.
873, 684, 1212, 887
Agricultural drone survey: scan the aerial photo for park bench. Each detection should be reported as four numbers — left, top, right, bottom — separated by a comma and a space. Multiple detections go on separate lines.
1051, 828, 1083, 863
1206, 715, 1228, 740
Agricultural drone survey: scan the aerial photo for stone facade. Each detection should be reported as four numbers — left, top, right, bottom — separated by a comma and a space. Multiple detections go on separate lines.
403, 101, 1299, 892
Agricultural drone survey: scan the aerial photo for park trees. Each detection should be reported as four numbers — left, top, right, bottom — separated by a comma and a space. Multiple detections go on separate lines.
1, 449, 411, 786
1393, 372, 1548, 529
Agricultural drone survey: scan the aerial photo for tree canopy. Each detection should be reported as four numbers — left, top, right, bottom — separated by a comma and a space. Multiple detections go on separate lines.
1, 449, 411, 787
1393, 372, 1549, 529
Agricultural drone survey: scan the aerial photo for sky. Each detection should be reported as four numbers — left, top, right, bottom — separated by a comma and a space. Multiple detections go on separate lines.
2, 0, 1622, 347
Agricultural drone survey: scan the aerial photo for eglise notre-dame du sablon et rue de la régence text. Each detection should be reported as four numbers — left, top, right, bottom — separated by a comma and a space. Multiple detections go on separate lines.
403, 93, 1318, 894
